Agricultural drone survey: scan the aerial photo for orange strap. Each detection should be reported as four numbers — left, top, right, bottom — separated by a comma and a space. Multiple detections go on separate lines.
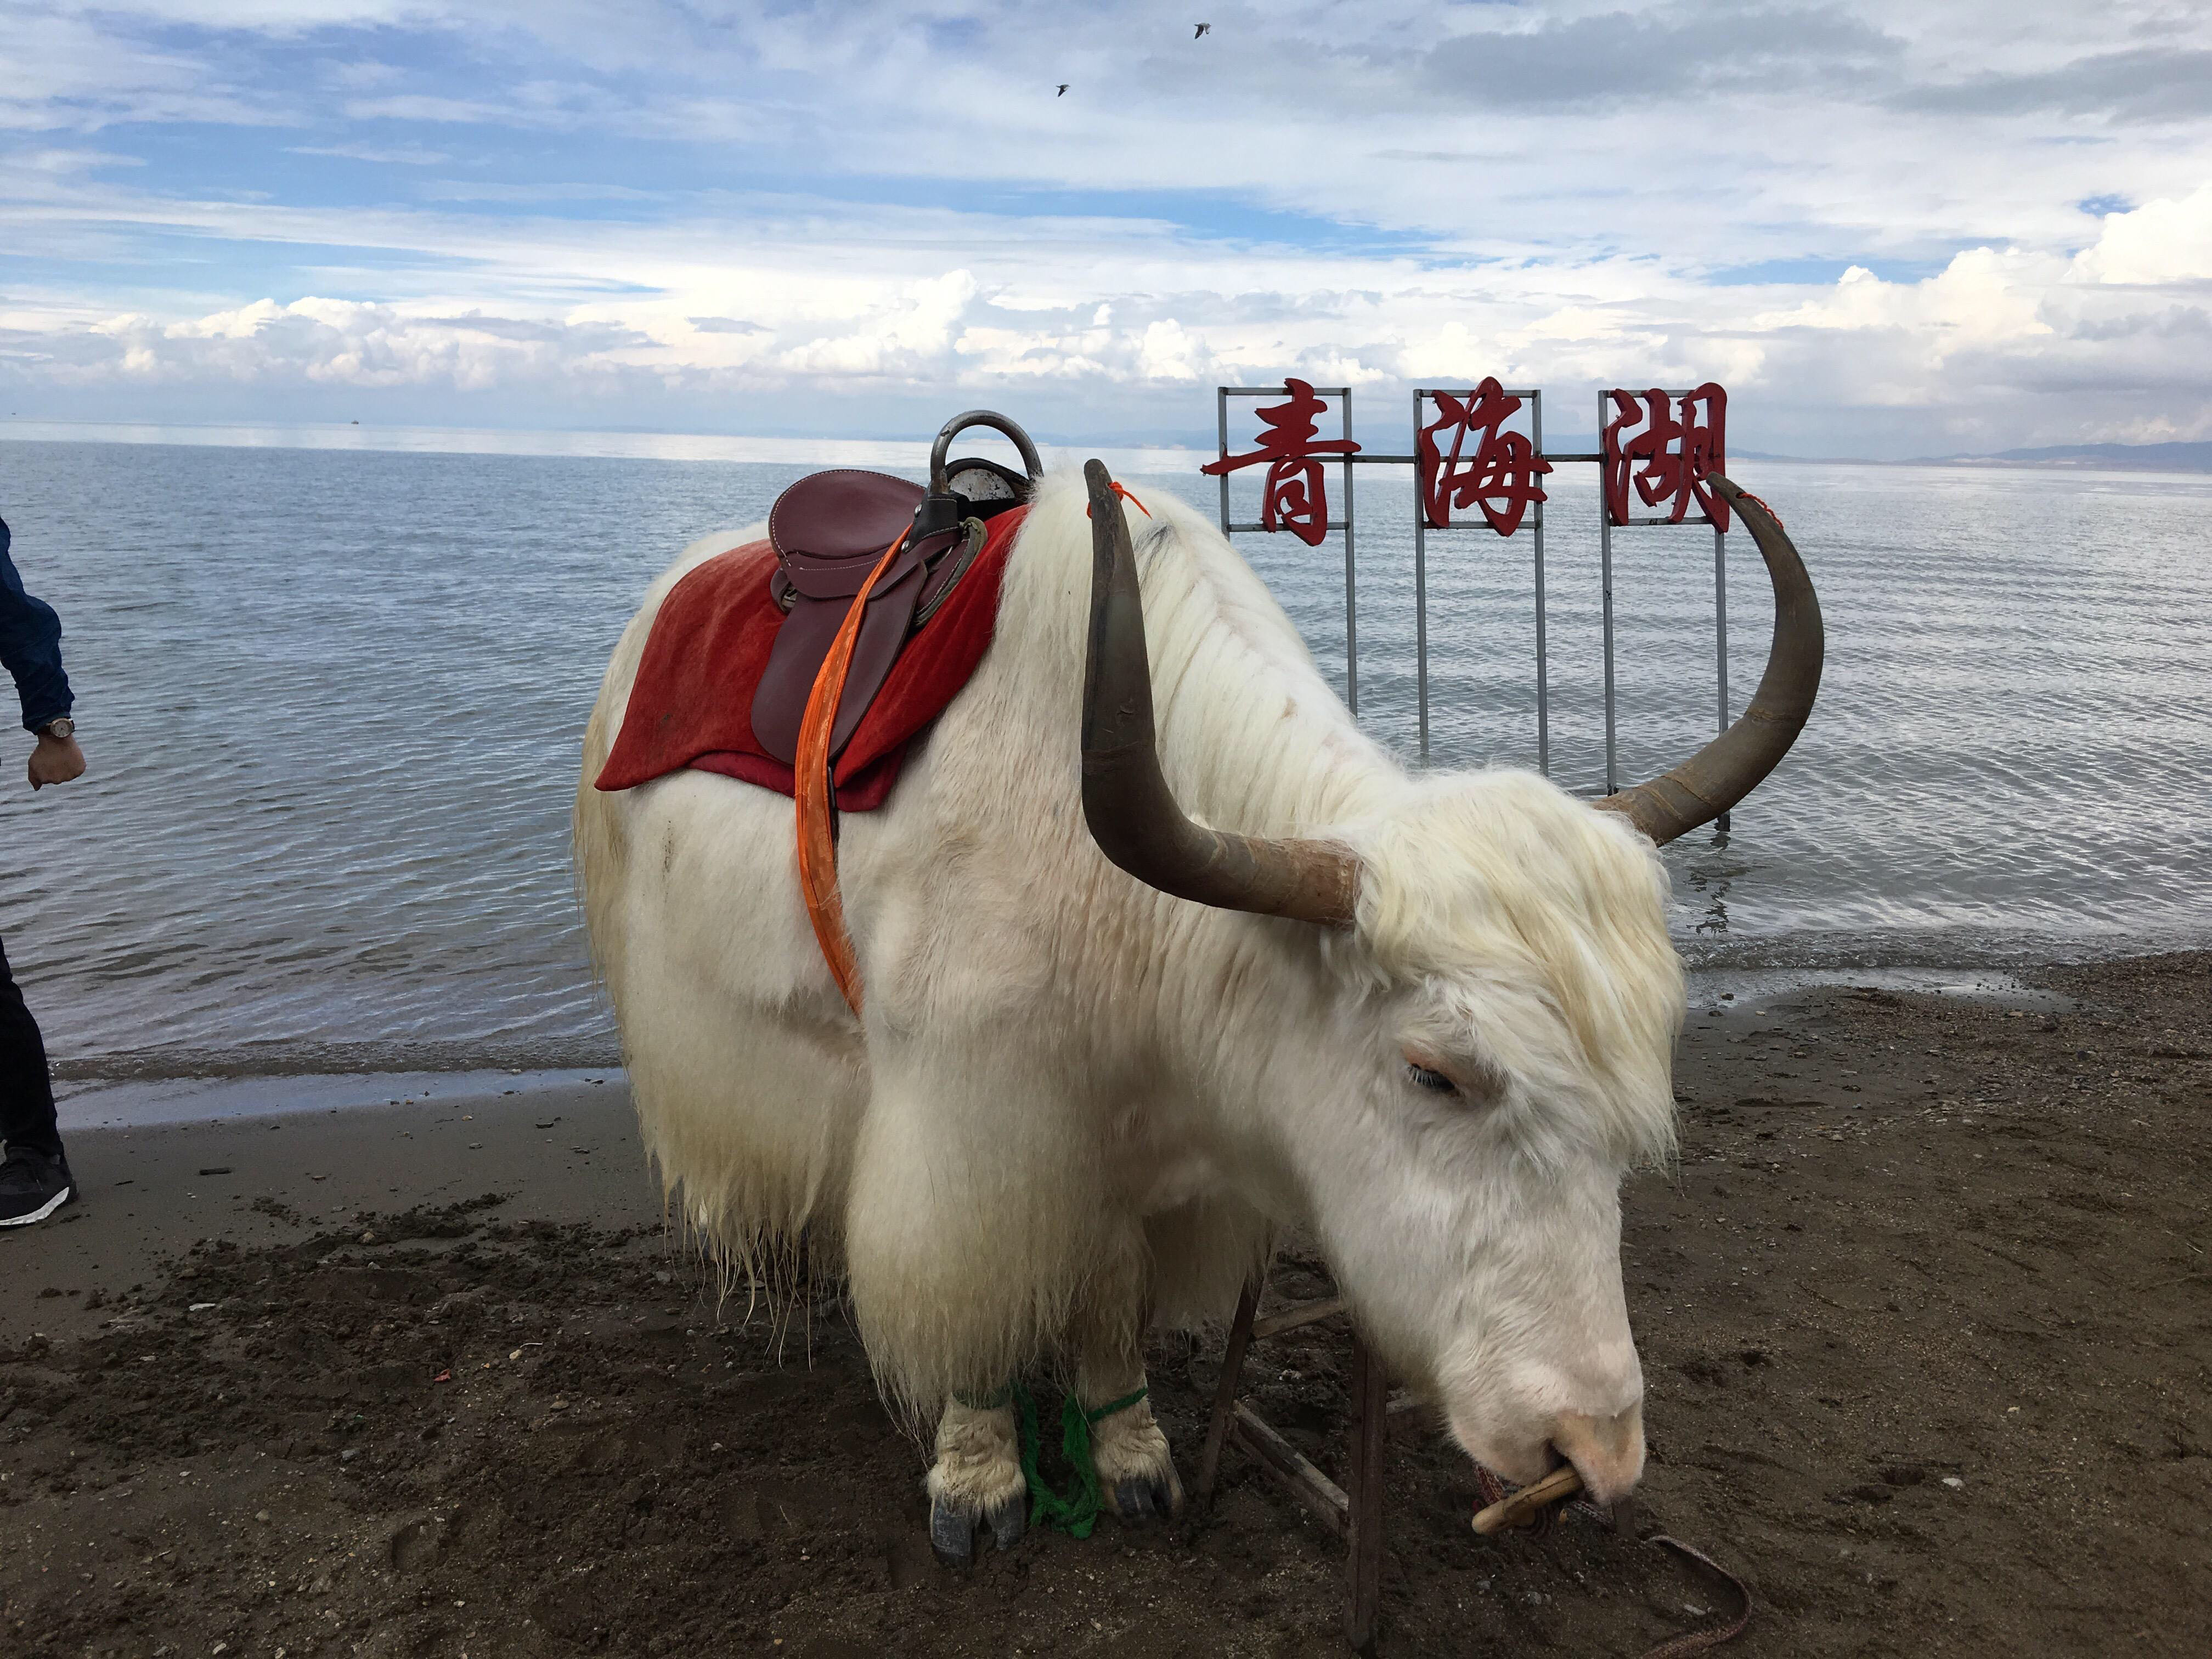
1087, 481, 1150, 519
1734, 489, 1785, 531
795, 528, 909, 1015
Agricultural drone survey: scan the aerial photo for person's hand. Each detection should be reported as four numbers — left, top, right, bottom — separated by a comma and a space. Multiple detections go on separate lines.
29, 733, 85, 789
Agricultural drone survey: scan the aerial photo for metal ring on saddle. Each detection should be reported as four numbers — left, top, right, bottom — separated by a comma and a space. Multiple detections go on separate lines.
929, 410, 1044, 495
911, 411, 1044, 546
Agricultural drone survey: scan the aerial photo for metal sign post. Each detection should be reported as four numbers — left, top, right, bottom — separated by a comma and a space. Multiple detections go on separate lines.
1409, 385, 1549, 770
1207, 377, 1734, 817
1597, 384, 1733, 822
1211, 382, 1360, 714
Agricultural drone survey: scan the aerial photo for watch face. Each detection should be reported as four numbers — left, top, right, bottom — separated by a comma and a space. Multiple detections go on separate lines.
44, 718, 73, 738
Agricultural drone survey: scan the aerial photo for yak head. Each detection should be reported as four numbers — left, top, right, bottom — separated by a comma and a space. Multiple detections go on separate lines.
1075, 460, 1821, 1506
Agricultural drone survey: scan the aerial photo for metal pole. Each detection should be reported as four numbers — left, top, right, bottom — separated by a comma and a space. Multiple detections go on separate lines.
1216, 387, 1231, 535
1531, 389, 1549, 777
1342, 388, 1358, 721
1714, 520, 1730, 833
1412, 390, 1429, 761
1600, 393, 1618, 795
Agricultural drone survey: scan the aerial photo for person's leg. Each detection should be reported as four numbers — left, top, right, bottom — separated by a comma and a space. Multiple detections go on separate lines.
0, 933, 64, 1160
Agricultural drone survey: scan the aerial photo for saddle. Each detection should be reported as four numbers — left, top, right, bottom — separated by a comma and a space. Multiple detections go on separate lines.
750, 469, 984, 766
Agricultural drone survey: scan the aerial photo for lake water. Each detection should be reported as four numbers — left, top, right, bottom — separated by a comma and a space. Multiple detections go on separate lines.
2, 422, 2207, 1090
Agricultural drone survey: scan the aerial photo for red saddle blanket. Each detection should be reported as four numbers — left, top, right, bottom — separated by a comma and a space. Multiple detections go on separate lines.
595, 506, 1025, 809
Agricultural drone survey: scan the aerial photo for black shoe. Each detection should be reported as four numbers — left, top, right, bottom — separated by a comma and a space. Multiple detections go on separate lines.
0, 1148, 76, 1227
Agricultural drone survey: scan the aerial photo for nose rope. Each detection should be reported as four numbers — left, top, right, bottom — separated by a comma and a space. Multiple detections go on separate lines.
1637, 1536, 1754, 1658
1473, 1461, 1753, 1656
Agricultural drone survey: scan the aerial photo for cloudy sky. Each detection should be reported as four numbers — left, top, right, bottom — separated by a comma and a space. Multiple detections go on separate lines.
3, 0, 2209, 456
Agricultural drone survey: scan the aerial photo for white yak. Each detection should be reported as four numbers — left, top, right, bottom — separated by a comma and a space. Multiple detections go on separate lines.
574, 458, 1820, 1562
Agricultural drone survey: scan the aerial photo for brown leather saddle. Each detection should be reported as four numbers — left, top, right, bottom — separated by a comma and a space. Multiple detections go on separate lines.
750, 413, 1042, 768
750, 471, 962, 765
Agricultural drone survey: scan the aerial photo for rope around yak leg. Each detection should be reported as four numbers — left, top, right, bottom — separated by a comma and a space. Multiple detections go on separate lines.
1012, 1383, 1149, 1539
1472, 1462, 1752, 1657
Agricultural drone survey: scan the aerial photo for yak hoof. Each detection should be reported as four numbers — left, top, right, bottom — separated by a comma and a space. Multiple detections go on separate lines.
986, 1493, 1028, 1551
930, 1492, 1028, 1567
1113, 1474, 1180, 1524
929, 1495, 978, 1568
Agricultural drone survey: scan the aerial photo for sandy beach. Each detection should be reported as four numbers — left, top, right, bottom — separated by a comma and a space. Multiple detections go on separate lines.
3, 955, 2208, 1657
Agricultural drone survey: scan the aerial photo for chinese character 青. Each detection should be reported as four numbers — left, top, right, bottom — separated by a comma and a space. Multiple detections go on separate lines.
1417, 378, 1552, 537
1601, 383, 1729, 530
1201, 378, 1360, 546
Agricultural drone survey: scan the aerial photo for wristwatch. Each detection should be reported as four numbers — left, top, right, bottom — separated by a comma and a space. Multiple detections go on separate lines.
38, 716, 75, 741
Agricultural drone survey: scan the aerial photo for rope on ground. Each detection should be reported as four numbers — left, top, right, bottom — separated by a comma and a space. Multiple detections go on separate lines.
1638, 1536, 1753, 1659
1471, 1464, 1753, 1658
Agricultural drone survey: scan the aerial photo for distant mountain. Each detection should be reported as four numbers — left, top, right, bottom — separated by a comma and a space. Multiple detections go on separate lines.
1910, 441, 2212, 472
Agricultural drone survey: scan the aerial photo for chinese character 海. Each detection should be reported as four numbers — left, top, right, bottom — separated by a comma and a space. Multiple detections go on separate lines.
1417, 379, 1552, 537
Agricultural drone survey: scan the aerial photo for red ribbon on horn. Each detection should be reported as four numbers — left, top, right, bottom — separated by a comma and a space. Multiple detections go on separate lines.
1085, 480, 1151, 518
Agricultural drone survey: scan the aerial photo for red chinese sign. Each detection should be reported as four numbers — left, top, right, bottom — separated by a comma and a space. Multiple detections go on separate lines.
1200, 377, 1359, 546
1417, 378, 1552, 537
1601, 383, 1728, 531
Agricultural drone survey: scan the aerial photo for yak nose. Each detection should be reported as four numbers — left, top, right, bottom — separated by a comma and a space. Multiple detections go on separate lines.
1551, 1404, 1645, 1506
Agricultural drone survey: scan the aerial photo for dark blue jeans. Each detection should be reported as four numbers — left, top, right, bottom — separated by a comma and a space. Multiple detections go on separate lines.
0, 933, 61, 1159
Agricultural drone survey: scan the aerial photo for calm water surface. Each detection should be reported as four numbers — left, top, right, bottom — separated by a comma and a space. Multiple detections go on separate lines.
1, 427, 2207, 1081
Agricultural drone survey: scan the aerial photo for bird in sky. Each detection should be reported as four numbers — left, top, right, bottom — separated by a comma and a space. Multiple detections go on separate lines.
1057, 83, 1069, 96
1195, 22, 1211, 37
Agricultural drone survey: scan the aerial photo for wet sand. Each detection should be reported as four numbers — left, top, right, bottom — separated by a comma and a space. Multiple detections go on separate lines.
9, 1081, 652, 1343
3, 955, 2208, 1656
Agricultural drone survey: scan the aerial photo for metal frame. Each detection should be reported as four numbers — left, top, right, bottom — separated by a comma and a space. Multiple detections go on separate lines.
1216, 385, 1359, 715
1409, 387, 1549, 771
1598, 390, 1732, 825
1207, 382, 1735, 823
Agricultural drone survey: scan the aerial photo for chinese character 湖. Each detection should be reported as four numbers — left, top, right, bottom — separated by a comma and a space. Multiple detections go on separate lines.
1601, 383, 1729, 531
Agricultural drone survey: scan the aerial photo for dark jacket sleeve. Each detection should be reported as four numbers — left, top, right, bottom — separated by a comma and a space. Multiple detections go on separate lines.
0, 516, 74, 733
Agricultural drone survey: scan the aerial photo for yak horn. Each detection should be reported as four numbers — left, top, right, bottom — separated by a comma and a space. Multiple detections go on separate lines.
1596, 476, 1824, 847
1080, 459, 1359, 926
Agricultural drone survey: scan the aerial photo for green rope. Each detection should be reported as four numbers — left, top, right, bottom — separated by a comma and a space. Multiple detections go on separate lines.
1003, 1383, 1149, 1539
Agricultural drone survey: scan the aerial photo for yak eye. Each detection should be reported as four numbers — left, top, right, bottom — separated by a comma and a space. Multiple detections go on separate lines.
1404, 1062, 1459, 1097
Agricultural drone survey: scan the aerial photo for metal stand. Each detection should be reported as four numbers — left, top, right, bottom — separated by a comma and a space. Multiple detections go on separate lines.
1594, 387, 1615, 797
1216, 385, 1361, 718
1194, 1277, 1393, 1654
1341, 392, 1358, 720
1598, 387, 1735, 820
1209, 379, 1734, 808
1407, 387, 1550, 772
1531, 394, 1550, 778
1600, 503, 1618, 796
1713, 522, 1731, 834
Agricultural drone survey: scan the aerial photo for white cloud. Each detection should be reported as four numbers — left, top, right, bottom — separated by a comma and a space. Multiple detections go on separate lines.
2071, 182, 2212, 286
1757, 251, 2057, 362
9, 146, 144, 173
415, 179, 658, 202
7, 183, 2209, 450
286, 141, 449, 165
2, 1, 2210, 450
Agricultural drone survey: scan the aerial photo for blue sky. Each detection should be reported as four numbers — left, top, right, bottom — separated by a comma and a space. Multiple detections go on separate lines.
3, 0, 2209, 456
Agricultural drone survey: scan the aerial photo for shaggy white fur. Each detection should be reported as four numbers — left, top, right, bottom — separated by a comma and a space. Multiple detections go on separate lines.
575, 470, 1685, 1516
